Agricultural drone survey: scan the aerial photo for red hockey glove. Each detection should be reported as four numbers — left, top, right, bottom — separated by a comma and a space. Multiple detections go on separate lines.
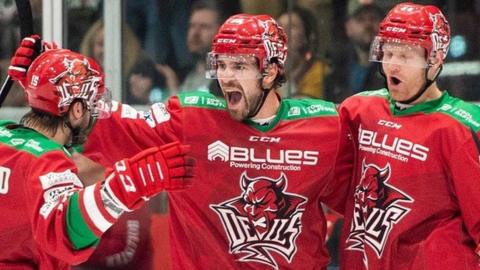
7, 35, 57, 85
8, 35, 42, 85
101, 141, 195, 212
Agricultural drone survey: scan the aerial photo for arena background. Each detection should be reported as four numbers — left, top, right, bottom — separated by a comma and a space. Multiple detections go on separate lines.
0, 1, 479, 269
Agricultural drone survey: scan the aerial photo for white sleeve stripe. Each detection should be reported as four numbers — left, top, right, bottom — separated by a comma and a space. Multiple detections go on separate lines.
82, 185, 113, 233
139, 168, 147, 187
147, 164, 154, 182
8, 66, 26, 72
156, 162, 164, 181
24, 37, 36, 43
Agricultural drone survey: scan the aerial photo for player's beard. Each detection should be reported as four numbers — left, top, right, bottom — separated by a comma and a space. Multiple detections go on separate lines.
68, 116, 96, 147
223, 80, 263, 121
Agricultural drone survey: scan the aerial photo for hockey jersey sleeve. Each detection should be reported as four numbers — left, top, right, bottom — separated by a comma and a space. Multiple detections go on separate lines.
323, 102, 356, 215
83, 97, 184, 164
446, 129, 480, 255
25, 150, 99, 265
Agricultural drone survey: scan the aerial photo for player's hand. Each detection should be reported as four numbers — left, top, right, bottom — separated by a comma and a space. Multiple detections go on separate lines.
8, 35, 58, 85
102, 141, 195, 211
8, 35, 42, 84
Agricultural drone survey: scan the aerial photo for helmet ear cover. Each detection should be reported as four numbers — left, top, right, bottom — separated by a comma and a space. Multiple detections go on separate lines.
24, 49, 111, 118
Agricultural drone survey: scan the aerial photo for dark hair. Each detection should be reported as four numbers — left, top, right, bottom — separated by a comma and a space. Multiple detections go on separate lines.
190, 0, 225, 25
349, 4, 384, 20
282, 6, 319, 55
20, 99, 88, 137
129, 58, 165, 88
271, 59, 287, 88
20, 109, 65, 137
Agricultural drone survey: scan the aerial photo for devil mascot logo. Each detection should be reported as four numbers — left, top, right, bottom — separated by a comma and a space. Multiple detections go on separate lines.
211, 172, 307, 269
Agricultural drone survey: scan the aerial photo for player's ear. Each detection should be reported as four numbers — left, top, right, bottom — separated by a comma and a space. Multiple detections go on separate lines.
68, 100, 87, 122
262, 63, 279, 89
427, 52, 445, 79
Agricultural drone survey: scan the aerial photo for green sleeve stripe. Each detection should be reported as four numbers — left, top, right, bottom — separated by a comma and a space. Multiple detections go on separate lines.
178, 91, 227, 109
66, 192, 99, 249
72, 144, 84, 154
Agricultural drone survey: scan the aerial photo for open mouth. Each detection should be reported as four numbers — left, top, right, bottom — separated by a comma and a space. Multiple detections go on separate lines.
390, 76, 402, 86
226, 91, 243, 106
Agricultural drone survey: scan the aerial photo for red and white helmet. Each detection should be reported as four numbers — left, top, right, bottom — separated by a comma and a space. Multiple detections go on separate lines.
206, 13, 288, 79
369, 3, 451, 67
24, 49, 111, 118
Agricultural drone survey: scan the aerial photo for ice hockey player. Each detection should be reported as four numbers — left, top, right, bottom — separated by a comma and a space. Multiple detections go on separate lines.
337, 3, 480, 269
79, 14, 348, 269
0, 38, 195, 269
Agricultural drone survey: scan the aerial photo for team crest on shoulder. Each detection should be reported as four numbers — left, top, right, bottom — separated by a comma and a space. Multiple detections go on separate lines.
347, 159, 414, 266
210, 172, 307, 269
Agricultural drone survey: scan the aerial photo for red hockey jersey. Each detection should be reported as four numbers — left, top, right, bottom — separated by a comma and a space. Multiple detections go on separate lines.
72, 147, 153, 270
83, 91, 347, 269
0, 121, 108, 270
337, 89, 480, 270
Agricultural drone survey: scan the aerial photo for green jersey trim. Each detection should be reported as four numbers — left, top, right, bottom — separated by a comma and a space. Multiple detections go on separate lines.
66, 192, 99, 249
435, 93, 480, 132
0, 120, 71, 157
246, 98, 338, 132
356, 88, 390, 98
391, 91, 448, 116
72, 144, 84, 154
177, 91, 226, 110
377, 91, 480, 132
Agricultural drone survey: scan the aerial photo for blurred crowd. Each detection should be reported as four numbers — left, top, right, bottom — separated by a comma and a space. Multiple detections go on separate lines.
2, 0, 480, 108
1, 0, 480, 269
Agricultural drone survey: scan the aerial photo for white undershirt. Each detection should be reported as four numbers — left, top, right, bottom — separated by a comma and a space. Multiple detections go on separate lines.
250, 115, 277, 126
395, 102, 414, 110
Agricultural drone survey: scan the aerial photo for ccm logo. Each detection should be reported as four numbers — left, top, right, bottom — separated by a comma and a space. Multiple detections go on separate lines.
249, 136, 281, 143
377, 120, 402, 129
217, 38, 236, 43
386, 26, 406, 33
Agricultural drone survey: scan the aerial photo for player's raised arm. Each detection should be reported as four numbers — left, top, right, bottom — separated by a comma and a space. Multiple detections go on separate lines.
0, 46, 195, 268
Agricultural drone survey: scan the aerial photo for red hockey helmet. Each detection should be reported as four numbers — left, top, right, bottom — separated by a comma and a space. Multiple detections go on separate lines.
24, 49, 110, 117
206, 14, 288, 79
369, 3, 450, 67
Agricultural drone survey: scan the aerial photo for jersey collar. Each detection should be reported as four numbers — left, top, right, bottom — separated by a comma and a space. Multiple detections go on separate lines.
245, 98, 286, 132
389, 91, 449, 116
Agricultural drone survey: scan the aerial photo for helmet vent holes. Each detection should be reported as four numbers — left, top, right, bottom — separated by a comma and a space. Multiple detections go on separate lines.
391, 18, 405, 23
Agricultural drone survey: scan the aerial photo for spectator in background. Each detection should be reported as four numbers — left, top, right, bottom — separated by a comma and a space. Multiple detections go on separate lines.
277, 6, 330, 98
80, 20, 142, 77
66, 0, 100, 51
325, 4, 385, 103
240, 0, 284, 18
0, 2, 19, 60
79, 20, 179, 102
143, 0, 193, 82
127, 58, 171, 104
437, 1, 480, 101
0, 0, 42, 107
125, 0, 157, 48
179, 1, 223, 93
